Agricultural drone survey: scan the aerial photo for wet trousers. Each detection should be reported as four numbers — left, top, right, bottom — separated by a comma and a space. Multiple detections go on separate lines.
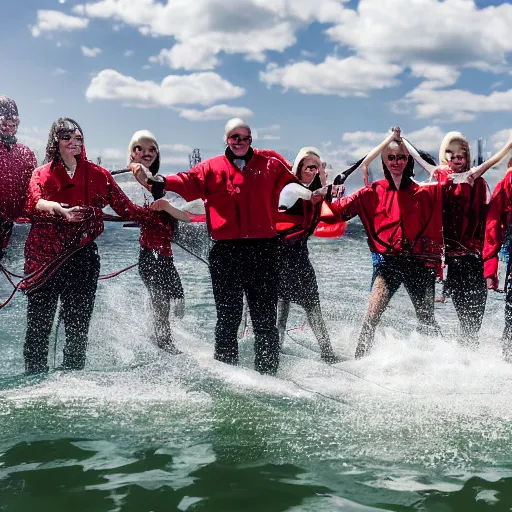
209, 238, 280, 375
444, 255, 487, 345
0, 217, 13, 259
138, 248, 184, 348
24, 244, 100, 374
357, 256, 440, 357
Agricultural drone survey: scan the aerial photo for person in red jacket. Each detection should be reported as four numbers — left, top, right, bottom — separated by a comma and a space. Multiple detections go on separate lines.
23, 117, 169, 375
483, 155, 512, 361
135, 118, 299, 375
127, 129, 191, 354
404, 131, 512, 346
276, 146, 339, 363
328, 128, 444, 358
0, 96, 37, 259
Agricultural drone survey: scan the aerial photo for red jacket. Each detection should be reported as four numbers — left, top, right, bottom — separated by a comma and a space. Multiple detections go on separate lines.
329, 176, 444, 262
0, 141, 37, 250
435, 167, 489, 256
24, 148, 164, 274
139, 217, 173, 257
483, 168, 512, 280
276, 199, 317, 243
163, 149, 295, 240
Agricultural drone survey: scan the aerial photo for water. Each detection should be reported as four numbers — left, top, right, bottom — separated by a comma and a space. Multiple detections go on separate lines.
2, 219, 512, 511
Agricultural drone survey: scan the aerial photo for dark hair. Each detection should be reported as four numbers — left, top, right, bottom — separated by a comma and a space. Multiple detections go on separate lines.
418, 151, 437, 167
44, 117, 83, 165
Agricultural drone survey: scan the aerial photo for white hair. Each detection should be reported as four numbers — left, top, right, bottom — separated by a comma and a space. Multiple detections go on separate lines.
127, 129, 159, 165
223, 118, 251, 143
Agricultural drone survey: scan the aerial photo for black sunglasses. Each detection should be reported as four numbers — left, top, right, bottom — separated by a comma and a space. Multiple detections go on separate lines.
59, 133, 83, 142
229, 134, 252, 143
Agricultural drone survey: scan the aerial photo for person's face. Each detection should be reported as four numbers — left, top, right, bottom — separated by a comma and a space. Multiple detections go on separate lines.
446, 150, 467, 173
58, 129, 83, 159
383, 148, 408, 177
300, 155, 321, 185
0, 116, 19, 138
226, 127, 252, 157
131, 138, 158, 167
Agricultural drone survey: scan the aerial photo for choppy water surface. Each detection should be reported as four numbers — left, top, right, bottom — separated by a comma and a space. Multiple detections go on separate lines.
2, 218, 512, 511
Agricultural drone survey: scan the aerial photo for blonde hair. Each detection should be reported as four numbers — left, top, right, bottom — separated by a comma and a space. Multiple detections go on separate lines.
439, 131, 470, 170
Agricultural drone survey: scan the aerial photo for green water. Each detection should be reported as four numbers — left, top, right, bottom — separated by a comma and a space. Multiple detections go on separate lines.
2, 223, 512, 511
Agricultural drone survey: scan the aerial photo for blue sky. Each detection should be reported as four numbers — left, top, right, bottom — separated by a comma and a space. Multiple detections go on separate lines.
2, 0, 511, 188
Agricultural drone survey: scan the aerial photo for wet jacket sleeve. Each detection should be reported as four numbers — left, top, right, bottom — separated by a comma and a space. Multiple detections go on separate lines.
25, 169, 44, 215
328, 187, 366, 221
164, 162, 207, 201
107, 177, 162, 224
483, 172, 512, 278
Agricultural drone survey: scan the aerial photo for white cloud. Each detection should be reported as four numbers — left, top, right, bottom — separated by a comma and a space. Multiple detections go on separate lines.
81, 45, 102, 57
393, 87, 512, 123
40, 98, 55, 104
326, 0, 512, 80
178, 104, 254, 121
72, 0, 347, 70
148, 22, 298, 71
85, 69, 245, 107
261, 0, 512, 100
124, 49, 134, 57
260, 56, 401, 97
31, 9, 89, 37
489, 129, 512, 153
16, 126, 48, 164
253, 124, 281, 141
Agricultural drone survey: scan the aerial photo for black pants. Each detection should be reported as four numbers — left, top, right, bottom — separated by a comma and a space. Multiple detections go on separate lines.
209, 238, 280, 375
358, 256, 440, 357
378, 256, 439, 329
277, 239, 320, 309
502, 259, 512, 358
24, 244, 100, 374
0, 218, 13, 260
138, 248, 184, 347
445, 254, 487, 345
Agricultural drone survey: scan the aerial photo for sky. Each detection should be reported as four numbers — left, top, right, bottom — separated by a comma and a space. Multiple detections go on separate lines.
2, 0, 512, 189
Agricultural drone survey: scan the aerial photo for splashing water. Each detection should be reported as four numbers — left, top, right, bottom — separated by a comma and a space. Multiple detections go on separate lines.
1, 214, 512, 511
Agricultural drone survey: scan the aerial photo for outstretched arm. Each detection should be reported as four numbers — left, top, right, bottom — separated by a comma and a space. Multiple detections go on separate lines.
151, 199, 192, 222
470, 131, 512, 181
402, 139, 437, 178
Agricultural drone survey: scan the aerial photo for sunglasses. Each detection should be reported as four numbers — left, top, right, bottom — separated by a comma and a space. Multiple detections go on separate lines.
387, 154, 407, 162
303, 164, 319, 171
229, 134, 252, 143
59, 133, 83, 142
133, 145, 158, 153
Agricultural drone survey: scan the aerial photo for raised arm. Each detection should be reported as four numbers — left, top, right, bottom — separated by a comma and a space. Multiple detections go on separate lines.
471, 131, 512, 181
361, 127, 401, 185
402, 138, 437, 178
